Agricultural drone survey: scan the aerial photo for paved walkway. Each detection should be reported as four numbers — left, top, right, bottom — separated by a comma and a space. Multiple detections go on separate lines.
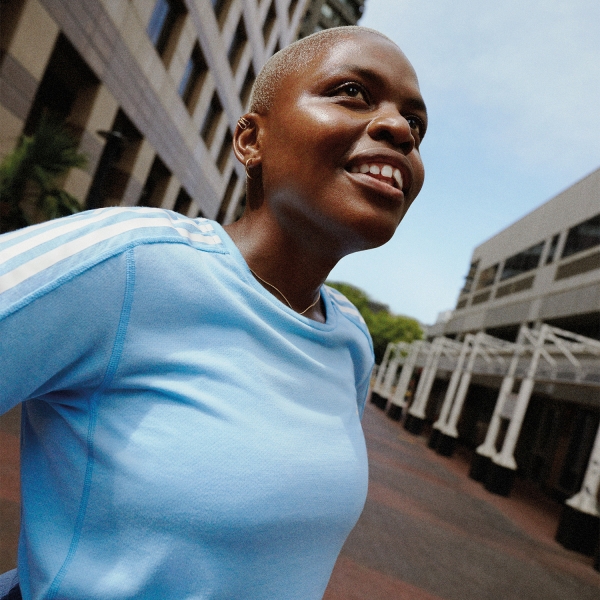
324, 402, 600, 600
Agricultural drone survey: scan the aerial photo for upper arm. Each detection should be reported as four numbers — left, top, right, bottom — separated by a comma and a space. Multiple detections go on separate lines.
0, 254, 129, 413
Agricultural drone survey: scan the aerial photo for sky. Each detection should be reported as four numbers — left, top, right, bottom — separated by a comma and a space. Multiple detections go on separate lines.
327, 0, 600, 325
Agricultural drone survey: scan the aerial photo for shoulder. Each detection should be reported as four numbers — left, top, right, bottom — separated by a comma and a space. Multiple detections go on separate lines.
324, 285, 371, 341
0, 207, 225, 315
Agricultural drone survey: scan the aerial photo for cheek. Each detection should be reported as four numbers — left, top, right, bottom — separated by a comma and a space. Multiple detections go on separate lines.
409, 152, 425, 200
276, 107, 356, 167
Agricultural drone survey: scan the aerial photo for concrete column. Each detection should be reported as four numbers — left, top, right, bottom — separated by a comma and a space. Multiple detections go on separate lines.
371, 343, 396, 409
405, 338, 443, 435
381, 346, 404, 400
441, 333, 482, 436
556, 422, 600, 556
486, 325, 551, 496
429, 335, 472, 453
433, 336, 473, 432
387, 341, 423, 421
372, 343, 394, 394
470, 325, 528, 482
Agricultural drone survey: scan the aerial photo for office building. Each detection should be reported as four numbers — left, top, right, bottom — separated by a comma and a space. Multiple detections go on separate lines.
372, 168, 599, 557
0, 0, 363, 226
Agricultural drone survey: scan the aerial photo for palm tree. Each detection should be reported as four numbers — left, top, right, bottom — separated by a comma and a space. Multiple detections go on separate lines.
0, 115, 87, 233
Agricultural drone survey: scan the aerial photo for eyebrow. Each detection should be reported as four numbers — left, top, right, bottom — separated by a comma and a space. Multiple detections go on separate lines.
335, 64, 428, 115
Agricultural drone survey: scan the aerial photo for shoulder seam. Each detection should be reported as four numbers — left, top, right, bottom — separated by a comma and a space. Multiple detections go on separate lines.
0, 237, 225, 321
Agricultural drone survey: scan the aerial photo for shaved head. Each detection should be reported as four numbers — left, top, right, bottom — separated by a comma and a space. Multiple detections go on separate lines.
249, 26, 398, 115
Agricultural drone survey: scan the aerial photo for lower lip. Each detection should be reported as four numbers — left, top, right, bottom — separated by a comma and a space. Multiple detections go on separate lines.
346, 171, 405, 201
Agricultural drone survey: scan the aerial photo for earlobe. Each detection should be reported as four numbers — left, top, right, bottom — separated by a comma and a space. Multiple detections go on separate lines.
233, 113, 263, 169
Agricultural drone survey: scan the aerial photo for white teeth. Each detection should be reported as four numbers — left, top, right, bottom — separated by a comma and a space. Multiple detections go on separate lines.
393, 168, 402, 188
351, 163, 403, 188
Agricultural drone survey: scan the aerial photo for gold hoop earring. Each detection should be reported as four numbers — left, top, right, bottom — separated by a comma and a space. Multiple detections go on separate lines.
245, 158, 254, 180
238, 117, 251, 130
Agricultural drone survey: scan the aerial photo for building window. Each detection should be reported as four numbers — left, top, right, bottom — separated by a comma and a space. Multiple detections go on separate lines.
288, 0, 299, 19
321, 3, 334, 19
147, 0, 186, 63
545, 233, 560, 264
173, 188, 192, 215
25, 34, 99, 138
233, 193, 246, 221
461, 260, 479, 294
216, 171, 238, 223
561, 213, 600, 259
212, 0, 232, 28
240, 64, 255, 108
201, 92, 223, 148
217, 130, 233, 173
337, 0, 365, 20
500, 241, 544, 281
456, 298, 468, 310
178, 44, 207, 110
139, 156, 171, 208
263, 1, 277, 44
475, 263, 498, 290
87, 110, 143, 209
228, 18, 248, 73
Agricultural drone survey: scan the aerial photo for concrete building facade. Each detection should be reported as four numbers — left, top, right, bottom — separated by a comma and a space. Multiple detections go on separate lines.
371, 168, 600, 561
438, 167, 600, 343
0, 0, 367, 227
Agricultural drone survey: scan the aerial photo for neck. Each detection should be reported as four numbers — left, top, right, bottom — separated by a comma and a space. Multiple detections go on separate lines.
224, 212, 342, 322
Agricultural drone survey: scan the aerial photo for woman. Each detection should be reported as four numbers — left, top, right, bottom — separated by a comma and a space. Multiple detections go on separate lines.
0, 26, 426, 599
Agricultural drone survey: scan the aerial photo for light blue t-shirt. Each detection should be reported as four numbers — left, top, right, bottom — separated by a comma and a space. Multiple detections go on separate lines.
0, 208, 373, 600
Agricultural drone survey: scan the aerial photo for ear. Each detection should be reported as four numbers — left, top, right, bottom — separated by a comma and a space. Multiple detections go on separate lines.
233, 113, 264, 168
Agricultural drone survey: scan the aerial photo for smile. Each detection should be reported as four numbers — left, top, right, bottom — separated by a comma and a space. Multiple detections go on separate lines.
349, 163, 403, 189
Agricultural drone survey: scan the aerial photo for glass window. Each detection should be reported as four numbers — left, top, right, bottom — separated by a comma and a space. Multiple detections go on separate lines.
476, 263, 498, 290
212, 0, 231, 27
500, 241, 544, 281
461, 260, 479, 294
139, 156, 171, 208
239, 63, 255, 108
263, 1, 277, 44
173, 188, 192, 215
201, 91, 223, 148
147, 0, 185, 59
228, 18, 248, 72
178, 44, 207, 110
216, 130, 233, 173
545, 234, 560, 264
216, 171, 238, 223
321, 4, 334, 18
561, 213, 600, 259
288, 0, 299, 19
147, 0, 170, 47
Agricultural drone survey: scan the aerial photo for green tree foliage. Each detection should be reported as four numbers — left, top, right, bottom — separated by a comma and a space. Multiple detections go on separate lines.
327, 281, 423, 363
0, 116, 86, 233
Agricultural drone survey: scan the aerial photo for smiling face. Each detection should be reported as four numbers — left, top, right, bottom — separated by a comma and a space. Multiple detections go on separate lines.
249, 31, 427, 255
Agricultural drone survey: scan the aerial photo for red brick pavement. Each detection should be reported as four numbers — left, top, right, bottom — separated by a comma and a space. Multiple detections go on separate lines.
323, 402, 600, 600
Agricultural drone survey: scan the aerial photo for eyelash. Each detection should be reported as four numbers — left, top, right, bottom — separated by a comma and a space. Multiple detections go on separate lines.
332, 82, 371, 104
406, 115, 426, 137
331, 82, 426, 140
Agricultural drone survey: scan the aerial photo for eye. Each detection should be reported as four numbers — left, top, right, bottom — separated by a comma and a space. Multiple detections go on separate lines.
406, 115, 426, 140
332, 82, 370, 104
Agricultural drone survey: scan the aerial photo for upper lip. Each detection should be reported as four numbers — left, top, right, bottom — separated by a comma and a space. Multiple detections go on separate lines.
345, 149, 413, 193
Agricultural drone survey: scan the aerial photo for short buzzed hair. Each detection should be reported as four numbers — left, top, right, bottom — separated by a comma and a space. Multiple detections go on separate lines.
249, 26, 396, 115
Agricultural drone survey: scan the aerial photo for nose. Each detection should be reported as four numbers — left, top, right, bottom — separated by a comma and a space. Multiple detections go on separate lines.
366, 104, 415, 153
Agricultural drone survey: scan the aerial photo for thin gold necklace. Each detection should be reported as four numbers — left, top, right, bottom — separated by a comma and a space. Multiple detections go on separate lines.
249, 267, 321, 315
